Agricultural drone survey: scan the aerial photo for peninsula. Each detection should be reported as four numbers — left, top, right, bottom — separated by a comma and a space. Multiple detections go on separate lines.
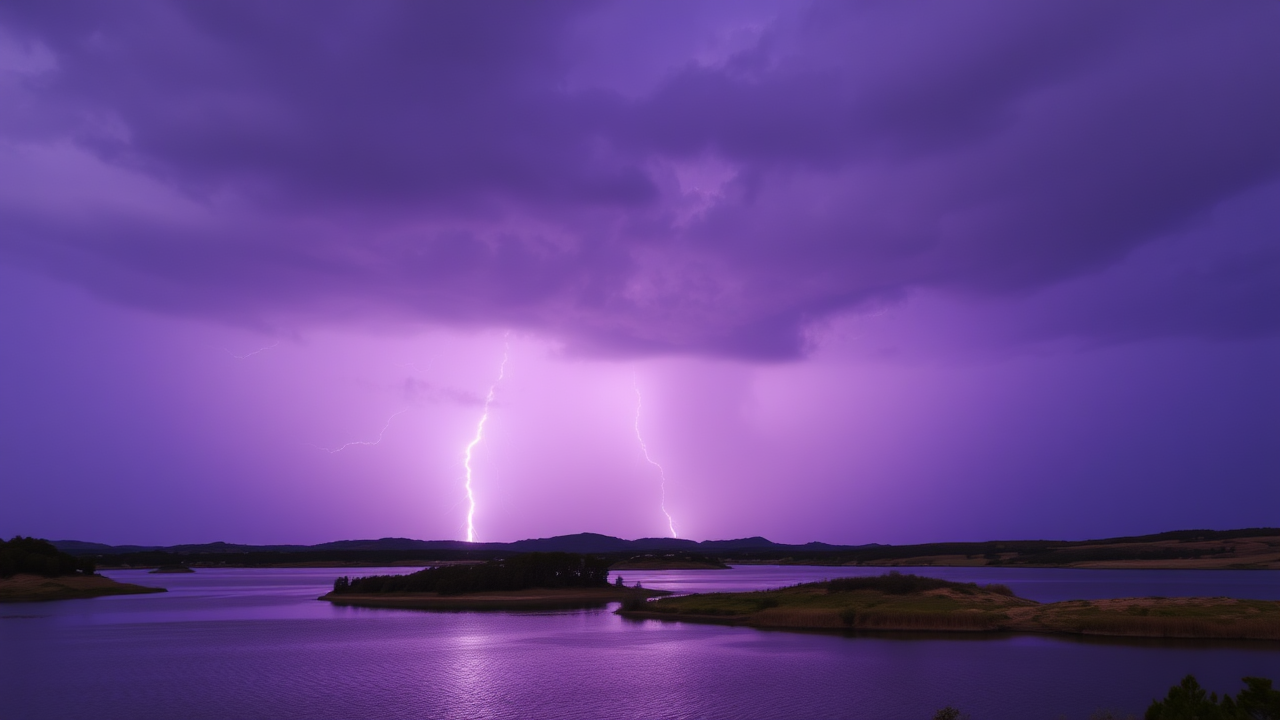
1, 536, 164, 602
618, 572, 1280, 641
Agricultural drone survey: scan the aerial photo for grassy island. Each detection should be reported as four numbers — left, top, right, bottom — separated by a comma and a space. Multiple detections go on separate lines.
321, 552, 670, 610
1, 536, 165, 602
618, 572, 1280, 641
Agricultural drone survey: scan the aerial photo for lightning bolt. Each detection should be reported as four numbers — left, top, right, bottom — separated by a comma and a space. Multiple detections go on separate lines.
463, 338, 510, 543
634, 376, 678, 538
316, 409, 407, 453
225, 341, 280, 360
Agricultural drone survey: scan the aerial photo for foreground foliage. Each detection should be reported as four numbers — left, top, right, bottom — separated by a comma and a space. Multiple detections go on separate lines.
331, 552, 611, 595
0, 537, 96, 578
928, 676, 1278, 720
1145, 675, 1280, 720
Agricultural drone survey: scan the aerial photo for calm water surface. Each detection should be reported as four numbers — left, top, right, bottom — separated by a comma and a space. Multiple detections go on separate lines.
2, 566, 1277, 720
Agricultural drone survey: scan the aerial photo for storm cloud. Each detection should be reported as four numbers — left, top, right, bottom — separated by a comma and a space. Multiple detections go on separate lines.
2, 1, 1278, 358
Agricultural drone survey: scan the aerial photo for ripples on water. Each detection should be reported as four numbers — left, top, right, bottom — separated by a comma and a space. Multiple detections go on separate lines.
2, 566, 1277, 720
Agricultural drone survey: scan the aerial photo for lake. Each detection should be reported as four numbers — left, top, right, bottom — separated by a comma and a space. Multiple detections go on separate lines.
2, 566, 1277, 719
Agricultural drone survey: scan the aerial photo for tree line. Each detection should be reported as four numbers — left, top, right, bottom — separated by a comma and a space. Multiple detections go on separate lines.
0, 536, 97, 578
74, 548, 509, 567
332, 552, 611, 595
933, 675, 1280, 720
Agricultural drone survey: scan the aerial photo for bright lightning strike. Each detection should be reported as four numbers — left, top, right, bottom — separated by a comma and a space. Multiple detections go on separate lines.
634, 376, 678, 538
463, 339, 510, 543
317, 409, 407, 453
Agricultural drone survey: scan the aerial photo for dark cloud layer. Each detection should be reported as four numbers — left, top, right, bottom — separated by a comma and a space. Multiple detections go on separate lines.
2, 1, 1278, 357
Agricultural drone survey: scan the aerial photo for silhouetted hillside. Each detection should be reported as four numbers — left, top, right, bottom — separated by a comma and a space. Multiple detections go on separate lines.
53, 532, 815, 557
51, 528, 1280, 570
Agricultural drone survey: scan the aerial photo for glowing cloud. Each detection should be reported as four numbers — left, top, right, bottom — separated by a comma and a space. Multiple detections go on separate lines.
462, 338, 510, 543
633, 376, 678, 538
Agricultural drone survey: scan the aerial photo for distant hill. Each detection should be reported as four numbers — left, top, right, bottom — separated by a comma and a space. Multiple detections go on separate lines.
52, 532, 859, 556
51, 527, 1280, 571
53, 539, 314, 554
51, 540, 161, 554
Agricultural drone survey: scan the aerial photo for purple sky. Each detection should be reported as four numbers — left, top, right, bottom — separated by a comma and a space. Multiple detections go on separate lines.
1, 2, 1277, 546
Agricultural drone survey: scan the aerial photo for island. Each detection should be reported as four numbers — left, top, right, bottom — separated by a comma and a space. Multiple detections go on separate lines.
321, 552, 669, 610
617, 572, 1280, 641
1, 536, 165, 602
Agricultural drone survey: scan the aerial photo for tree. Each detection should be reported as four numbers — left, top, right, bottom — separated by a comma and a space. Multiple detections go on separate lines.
1146, 675, 1280, 720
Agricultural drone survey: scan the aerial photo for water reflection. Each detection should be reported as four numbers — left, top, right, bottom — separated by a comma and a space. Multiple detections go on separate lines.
0, 566, 1277, 720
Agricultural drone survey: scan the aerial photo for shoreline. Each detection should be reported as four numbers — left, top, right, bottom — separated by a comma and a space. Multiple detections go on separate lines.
609, 561, 730, 570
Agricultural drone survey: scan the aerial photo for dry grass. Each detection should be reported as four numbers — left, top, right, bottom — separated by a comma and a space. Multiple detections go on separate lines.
1063, 615, 1280, 639
736, 607, 1005, 631
1004, 596, 1280, 640
0, 574, 165, 602
622, 576, 1280, 641
852, 609, 1004, 631
752, 608, 847, 629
